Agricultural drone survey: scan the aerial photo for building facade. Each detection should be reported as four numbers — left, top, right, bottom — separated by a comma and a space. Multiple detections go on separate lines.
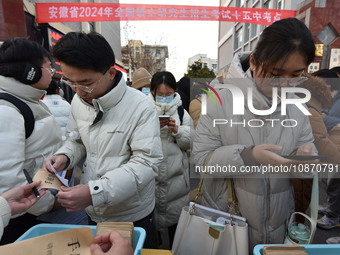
218, 0, 301, 77
296, 0, 340, 72
122, 39, 169, 82
188, 54, 218, 74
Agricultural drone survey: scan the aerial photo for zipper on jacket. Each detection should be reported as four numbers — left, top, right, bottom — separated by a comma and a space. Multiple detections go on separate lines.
264, 177, 270, 244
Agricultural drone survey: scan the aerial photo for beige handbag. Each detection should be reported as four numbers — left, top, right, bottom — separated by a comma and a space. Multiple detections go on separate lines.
172, 153, 249, 255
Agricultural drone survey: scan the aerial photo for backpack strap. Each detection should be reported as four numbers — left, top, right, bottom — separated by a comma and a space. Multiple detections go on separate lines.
0, 93, 34, 139
177, 105, 184, 125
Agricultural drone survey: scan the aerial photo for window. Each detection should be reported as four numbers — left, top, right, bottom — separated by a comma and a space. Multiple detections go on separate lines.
251, 23, 257, 38
156, 49, 161, 55
264, 0, 271, 9
135, 47, 140, 51
212, 64, 217, 69
203, 63, 208, 67
244, 23, 250, 43
236, 0, 245, 7
88, 22, 95, 32
319, 0, 326, 7
277, 0, 283, 9
234, 28, 243, 50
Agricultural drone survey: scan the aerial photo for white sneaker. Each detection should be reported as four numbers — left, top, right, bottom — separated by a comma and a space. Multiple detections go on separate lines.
326, 236, 340, 244
317, 215, 340, 229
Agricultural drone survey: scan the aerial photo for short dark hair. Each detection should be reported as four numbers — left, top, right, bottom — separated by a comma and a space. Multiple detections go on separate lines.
331, 66, 340, 76
252, 18, 315, 75
52, 32, 115, 73
151, 71, 177, 94
46, 80, 60, 95
0, 38, 49, 67
312, 69, 340, 91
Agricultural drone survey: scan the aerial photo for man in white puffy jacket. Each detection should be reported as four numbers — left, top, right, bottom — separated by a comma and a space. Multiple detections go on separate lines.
44, 32, 163, 248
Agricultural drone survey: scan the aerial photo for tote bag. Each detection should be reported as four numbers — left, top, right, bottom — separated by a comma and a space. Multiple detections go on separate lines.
172, 170, 249, 255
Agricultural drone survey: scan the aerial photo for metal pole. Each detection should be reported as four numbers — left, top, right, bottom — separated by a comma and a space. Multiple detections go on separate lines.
321, 44, 329, 69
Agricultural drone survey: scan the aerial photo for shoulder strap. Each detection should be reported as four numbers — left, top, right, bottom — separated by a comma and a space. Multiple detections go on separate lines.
0, 93, 34, 138
177, 105, 184, 125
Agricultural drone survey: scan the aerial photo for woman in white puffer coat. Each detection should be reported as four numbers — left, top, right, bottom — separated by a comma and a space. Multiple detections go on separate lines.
148, 71, 192, 247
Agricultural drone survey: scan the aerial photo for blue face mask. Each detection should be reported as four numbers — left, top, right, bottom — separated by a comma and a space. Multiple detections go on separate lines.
141, 87, 150, 95
155, 94, 174, 104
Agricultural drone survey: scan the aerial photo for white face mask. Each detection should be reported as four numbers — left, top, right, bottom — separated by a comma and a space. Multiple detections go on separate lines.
141, 87, 150, 95
155, 94, 174, 104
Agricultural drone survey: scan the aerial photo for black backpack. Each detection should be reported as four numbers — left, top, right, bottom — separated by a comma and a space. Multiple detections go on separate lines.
0, 93, 34, 139
177, 105, 184, 125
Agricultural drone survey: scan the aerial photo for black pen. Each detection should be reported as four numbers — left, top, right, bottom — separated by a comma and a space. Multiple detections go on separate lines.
23, 169, 40, 198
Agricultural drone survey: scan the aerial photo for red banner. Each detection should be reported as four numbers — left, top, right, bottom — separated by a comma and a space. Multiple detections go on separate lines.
36, 3, 296, 25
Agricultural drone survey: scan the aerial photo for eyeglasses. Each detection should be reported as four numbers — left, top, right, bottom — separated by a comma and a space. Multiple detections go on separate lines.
269, 71, 308, 87
60, 75, 104, 93
43, 67, 56, 76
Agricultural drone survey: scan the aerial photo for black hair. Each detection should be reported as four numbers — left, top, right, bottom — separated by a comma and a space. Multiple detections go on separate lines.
52, 32, 115, 73
312, 68, 340, 91
331, 66, 340, 76
46, 80, 60, 95
151, 71, 177, 95
0, 38, 49, 67
252, 18, 315, 75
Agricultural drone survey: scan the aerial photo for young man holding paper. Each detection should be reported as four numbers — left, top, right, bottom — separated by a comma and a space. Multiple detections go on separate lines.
44, 32, 162, 248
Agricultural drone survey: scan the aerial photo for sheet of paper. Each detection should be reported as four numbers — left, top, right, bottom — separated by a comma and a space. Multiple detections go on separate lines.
42, 154, 70, 187
0, 227, 95, 255
33, 168, 63, 190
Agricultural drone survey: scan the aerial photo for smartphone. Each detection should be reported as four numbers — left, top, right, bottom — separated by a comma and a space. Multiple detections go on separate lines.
159, 115, 170, 120
281, 155, 328, 161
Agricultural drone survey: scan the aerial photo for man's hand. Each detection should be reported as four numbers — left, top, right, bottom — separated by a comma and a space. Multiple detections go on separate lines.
90, 230, 133, 255
253, 144, 290, 165
1, 181, 46, 215
43, 154, 69, 173
57, 184, 92, 212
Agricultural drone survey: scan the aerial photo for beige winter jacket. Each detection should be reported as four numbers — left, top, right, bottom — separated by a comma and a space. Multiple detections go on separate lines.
148, 93, 191, 230
192, 52, 315, 251
55, 72, 163, 223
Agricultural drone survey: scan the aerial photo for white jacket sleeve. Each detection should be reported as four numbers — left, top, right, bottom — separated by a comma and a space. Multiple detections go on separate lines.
0, 196, 11, 241
89, 106, 163, 207
172, 109, 193, 151
192, 100, 246, 178
55, 109, 87, 167
0, 106, 55, 216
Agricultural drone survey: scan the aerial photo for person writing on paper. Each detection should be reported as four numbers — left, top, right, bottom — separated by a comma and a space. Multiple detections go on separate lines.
192, 18, 317, 251
0, 38, 62, 244
91, 230, 133, 255
0, 181, 46, 240
44, 32, 162, 248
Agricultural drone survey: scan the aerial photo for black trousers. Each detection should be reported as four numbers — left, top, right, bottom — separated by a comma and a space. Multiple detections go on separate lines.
0, 213, 42, 245
88, 210, 159, 249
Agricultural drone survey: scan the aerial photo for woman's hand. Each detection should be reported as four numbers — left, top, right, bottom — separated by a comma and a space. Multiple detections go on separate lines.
252, 144, 290, 165
160, 118, 169, 128
167, 117, 178, 134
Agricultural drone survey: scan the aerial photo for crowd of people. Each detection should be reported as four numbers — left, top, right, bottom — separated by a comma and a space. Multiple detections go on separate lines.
0, 17, 340, 255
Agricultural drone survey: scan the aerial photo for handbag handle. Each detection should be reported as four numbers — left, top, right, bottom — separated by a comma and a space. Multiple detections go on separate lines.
227, 178, 241, 225
190, 151, 213, 214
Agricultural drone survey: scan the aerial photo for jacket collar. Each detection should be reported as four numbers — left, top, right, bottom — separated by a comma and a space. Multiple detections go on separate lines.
0, 75, 46, 102
91, 71, 126, 112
